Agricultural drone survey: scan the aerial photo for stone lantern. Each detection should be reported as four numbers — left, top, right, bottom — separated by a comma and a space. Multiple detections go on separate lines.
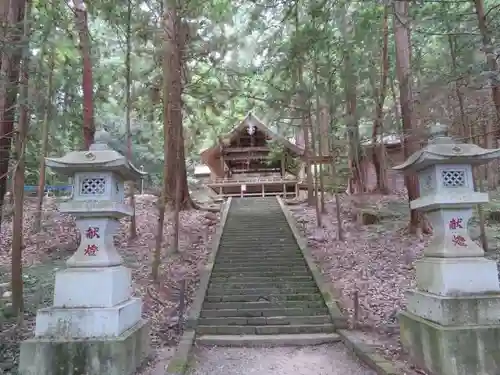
394, 124, 500, 375
19, 130, 149, 375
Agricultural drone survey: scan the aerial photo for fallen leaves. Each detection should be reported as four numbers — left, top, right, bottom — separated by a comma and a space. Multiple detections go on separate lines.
0, 194, 220, 373
289, 193, 429, 374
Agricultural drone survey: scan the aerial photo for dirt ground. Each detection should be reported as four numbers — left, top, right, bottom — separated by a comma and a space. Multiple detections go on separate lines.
187, 344, 376, 375
0, 193, 220, 374
3, 188, 500, 374
288, 189, 500, 375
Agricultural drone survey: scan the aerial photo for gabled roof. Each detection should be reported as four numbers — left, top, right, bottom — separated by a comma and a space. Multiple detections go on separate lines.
217, 112, 304, 155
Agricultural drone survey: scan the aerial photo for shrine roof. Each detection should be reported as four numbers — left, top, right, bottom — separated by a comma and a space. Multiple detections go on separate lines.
393, 124, 500, 172
201, 112, 304, 156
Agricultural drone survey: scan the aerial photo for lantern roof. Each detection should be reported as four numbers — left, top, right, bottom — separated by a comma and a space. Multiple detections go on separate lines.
45, 129, 147, 181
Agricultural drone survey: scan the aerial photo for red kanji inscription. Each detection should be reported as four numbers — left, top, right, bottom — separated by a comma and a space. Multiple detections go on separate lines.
451, 235, 467, 247
448, 218, 463, 230
84, 244, 98, 256
86, 227, 100, 239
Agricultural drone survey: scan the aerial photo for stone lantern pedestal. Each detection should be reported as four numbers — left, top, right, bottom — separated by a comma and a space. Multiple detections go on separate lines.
19, 131, 149, 375
394, 124, 500, 375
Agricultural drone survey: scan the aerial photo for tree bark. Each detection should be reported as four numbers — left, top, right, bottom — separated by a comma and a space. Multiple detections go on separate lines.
125, 0, 137, 239
393, 0, 420, 234
473, 0, 499, 189
343, 4, 363, 195
73, 0, 95, 150
0, 0, 26, 235
163, 0, 191, 209
34, 48, 55, 233
447, 35, 468, 137
473, 0, 500, 128
308, 106, 321, 227
11, 0, 31, 316
372, 6, 390, 194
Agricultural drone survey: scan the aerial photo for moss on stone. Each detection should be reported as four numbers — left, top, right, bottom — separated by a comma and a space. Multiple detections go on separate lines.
400, 311, 500, 375
19, 321, 149, 375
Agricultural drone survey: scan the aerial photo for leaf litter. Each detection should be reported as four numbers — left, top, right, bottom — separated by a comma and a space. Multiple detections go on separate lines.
289, 192, 429, 375
0, 194, 219, 374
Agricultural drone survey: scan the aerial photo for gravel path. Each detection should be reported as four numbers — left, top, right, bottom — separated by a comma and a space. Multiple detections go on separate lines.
188, 344, 376, 375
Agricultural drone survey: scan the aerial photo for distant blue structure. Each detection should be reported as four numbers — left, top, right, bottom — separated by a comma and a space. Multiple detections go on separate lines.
24, 185, 72, 193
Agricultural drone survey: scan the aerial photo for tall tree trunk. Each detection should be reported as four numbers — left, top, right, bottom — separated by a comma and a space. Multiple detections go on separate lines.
12, 0, 31, 316
73, 0, 95, 149
153, 0, 168, 282
172, 111, 182, 253
312, 56, 326, 213
308, 106, 321, 227
393, 0, 420, 234
329, 133, 344, 241
372, 6, 389, 194
294, 3, 313, 205
447, 35, 468, 137
301, 97, 314, 205
163, 0, 191, 209
0, 0, 9, 68
125, 0, 137, 239
473, 0, 500, 127
0, 0, 26, 235
342, 4, 363, 195
34, 48, 55, 233
473, 0, 499, 189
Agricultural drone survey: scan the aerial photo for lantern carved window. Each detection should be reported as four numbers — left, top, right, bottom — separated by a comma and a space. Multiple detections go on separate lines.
80, 177, 107, 195
441, 170, 466, 188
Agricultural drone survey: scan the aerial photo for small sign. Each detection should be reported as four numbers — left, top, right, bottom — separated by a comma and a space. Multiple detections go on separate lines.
241, 184, 247, 192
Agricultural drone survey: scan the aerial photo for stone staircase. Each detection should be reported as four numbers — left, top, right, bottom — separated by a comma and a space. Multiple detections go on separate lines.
195, 197, 340, 346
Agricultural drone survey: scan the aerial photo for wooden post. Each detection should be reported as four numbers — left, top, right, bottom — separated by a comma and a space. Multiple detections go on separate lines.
295, 182, 299, 198
281, 155, 286, 177
283, 183, 286, 198
220, 154, 225, 178
261, 183, 265, 197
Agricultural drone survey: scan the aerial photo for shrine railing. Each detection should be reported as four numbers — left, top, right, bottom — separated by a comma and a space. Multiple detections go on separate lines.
210, 176, 298, 184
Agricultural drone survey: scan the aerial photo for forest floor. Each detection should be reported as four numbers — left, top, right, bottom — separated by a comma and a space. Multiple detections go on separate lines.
3, 188, 500, 374
186, 344, 376, 375
288, 188, 500, 375
0, 187, 221, 375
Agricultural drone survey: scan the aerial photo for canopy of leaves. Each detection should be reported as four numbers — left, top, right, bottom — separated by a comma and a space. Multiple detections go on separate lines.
17, 0, 500, 186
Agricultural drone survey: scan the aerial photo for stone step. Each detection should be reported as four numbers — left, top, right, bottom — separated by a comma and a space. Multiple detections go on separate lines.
217, 248, 301, 254
221, 234, 293, 238
215, 254, 304, 261
200, 307, 327, 318
221, 239, 295, 244
220, 244, 297, 247
211, 270, 309, 278
209, 276, 314, 283
210, 270, 311, 277
213, 264, 308, 272
206, 286, 319, 296
215, 258, 303, 264
223, 228, 290, 231
222, 223, 290, 228
198, 315, 331, 326
217, 251, 302, 258
196, 333, 341, 347
205, 293, 324, 303
208, 281, 317, 289
196, 323, 335, 335
220, 240, 294, 244
202, 300, 325, 310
